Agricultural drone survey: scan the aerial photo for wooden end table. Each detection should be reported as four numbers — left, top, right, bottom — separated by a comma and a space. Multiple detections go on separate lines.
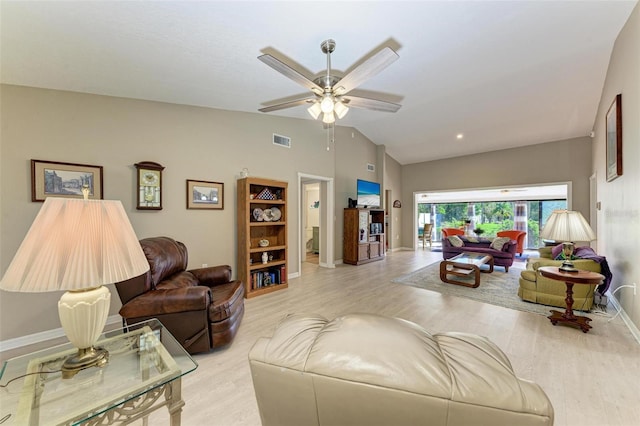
538, 266, 604, 333
439, 252, 494, 288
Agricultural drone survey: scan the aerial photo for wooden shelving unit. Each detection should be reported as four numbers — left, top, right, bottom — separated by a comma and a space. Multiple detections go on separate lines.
237, 177, 288, 298
343, 208, 385, 265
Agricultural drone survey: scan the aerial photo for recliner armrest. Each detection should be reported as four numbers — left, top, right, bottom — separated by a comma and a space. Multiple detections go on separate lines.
119, 286, 211, 318
190, 265, 232, 286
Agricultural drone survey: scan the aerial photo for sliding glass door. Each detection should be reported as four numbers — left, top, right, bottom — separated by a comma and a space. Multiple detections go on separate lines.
418, 199, 567, 249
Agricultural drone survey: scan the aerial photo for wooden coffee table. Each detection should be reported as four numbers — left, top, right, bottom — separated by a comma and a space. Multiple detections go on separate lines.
538, 266, 604, 333
439, 252, 494, 288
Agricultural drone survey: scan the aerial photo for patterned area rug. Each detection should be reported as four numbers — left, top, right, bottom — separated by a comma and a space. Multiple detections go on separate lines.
392, 261, 552, 316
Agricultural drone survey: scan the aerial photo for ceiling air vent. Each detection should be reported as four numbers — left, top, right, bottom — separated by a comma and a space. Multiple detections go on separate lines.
273, 133, 291, 148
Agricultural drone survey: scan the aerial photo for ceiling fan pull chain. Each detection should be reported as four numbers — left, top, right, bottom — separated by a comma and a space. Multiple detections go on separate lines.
326, 125, 330, 151
326, 123, 335, 151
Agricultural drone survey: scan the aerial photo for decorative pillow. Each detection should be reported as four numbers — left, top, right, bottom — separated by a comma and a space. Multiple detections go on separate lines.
448, 235, 464, 247
490, 237, 511, 251
551, 243, 563, 259
465, 237, 479, 243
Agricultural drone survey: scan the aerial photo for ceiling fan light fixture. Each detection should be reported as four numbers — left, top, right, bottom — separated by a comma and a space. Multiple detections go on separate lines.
334, 101, 349, 119
307, 102, 321, 119
322, 111, 335, 124
320, 96, 335, 114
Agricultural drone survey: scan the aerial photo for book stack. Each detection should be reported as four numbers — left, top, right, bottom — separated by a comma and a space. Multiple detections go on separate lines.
251, 265, 286, 290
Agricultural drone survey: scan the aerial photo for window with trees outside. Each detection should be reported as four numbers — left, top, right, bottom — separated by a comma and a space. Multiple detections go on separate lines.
418, 199, 567, 249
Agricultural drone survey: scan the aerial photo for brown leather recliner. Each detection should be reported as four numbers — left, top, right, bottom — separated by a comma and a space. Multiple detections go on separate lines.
114, 236, 244, 354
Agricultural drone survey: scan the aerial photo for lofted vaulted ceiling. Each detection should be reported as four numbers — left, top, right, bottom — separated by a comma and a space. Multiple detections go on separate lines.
1, 1, 636, 165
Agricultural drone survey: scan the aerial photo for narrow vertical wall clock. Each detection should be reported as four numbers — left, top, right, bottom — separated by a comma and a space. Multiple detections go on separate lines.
135, 161, 164, 210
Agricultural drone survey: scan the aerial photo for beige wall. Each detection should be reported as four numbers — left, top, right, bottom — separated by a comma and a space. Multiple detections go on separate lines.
591, 2, 640, 330
384, 153, 403, 250
0, 85, 392, 341
400, 136, 593, 247
333, 128, 380, 261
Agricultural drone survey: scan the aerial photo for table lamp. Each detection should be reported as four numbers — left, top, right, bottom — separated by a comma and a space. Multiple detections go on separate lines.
539, 209, 596, 273
0, 190, 149, 378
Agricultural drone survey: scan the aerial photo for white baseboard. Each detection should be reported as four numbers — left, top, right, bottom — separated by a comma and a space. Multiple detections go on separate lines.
0, 315, 122, 352
610, 294, 640, 345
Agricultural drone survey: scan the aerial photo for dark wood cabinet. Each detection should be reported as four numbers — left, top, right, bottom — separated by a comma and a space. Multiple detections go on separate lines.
343, 208, 385, 265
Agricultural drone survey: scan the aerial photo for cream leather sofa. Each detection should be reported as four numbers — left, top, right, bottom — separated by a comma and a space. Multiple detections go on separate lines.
249, 313, 554, 426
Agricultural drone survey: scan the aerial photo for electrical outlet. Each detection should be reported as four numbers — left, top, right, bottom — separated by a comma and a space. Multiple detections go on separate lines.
202, 263, 208, 268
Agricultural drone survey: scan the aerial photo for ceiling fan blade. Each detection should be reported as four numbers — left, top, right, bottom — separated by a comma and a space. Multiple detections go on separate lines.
259, 96, 316, 113
258, 54, 324, 95
333, 47, 399, 96
343, 96, 401, 113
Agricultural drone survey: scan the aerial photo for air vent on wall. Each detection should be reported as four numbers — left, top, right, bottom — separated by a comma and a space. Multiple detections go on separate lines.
367, 163, 375, 172
273, 133, 291, 148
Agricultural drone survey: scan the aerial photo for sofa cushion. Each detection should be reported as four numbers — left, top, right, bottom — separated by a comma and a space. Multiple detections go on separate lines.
490, 237, 511, 251
448, 235, 464, 247
140, 237, 189, 287
462, 246, 513, 259
157, 271, 199, 289
538, 246, 554, 259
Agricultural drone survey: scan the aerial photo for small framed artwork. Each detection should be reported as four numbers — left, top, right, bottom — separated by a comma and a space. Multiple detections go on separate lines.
606, 93, 622, 182
187, 180, 224, 210
135, 161, 164, 210
31, 159, 103, 202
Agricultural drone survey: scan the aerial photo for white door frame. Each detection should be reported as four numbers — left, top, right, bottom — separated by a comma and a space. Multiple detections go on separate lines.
298, 173, 335, 273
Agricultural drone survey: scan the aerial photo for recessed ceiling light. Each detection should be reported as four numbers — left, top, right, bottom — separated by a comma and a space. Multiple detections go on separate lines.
456, 133, 464, 140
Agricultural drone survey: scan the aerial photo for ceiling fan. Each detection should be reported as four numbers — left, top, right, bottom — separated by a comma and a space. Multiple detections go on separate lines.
258, 39, 401, 125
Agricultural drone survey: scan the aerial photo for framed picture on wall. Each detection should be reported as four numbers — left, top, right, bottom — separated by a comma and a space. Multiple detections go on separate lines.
135, 161, 164, 210
31, 159, 103, 202
606, 93, 622, 182
186, 179, 224, 210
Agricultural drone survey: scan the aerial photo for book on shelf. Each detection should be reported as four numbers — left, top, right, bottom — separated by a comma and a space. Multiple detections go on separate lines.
280, 265, 286, 284
251, 267, 286, 290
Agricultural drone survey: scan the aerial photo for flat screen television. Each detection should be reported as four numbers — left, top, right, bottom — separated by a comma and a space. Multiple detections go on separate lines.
357, 179, 381, 208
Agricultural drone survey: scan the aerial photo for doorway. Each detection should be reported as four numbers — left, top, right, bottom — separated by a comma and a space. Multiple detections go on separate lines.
298, 173, 335, 274
303, 182, 320, 264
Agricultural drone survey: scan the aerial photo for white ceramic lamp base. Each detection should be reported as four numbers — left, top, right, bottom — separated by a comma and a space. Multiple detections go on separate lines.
58, 285, 111, 378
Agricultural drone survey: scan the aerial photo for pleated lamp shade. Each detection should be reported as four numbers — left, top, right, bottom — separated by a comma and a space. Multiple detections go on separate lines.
540, 210, 596, 242
1, 197, 149, 292
0, 197, 149, 377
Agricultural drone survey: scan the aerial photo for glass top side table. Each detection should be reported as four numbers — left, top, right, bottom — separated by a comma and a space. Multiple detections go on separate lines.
0, 319, 198, 425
